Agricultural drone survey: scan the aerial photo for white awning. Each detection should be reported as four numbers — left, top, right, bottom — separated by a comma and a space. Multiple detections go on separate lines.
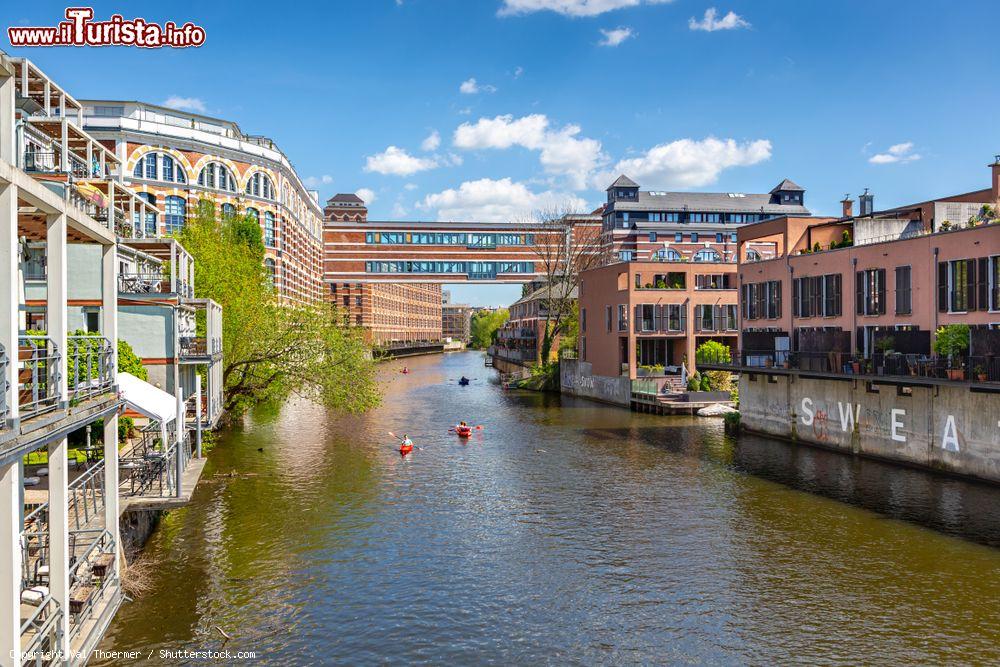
117, 372, 176, 424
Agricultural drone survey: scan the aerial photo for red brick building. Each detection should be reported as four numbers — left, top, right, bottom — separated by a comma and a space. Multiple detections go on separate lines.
81, 101, 325, 305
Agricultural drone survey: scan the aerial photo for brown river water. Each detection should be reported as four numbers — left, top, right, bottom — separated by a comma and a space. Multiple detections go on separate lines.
96, 350, 1000, 664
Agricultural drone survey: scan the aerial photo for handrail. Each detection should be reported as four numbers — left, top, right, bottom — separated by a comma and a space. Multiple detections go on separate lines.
18, 336, 61, 419
0, 343, 8, 427
19, 594, 62, 666
67, 335, 114, 402
118, 272, 168, 294
67, 528, 118, 641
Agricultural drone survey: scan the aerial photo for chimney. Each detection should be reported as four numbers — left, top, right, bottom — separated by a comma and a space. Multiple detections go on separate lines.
859, 188, 874, 216
991, 154, 1000, 201
840, 194, 854, 218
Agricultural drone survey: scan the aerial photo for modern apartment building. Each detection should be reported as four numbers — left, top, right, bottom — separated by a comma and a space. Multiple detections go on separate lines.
494, 283, 577, 366
80, 101, 325, 305
601, 175, 809, 263
696, 159, 1000, 483
573, 175, 810, 391
727, 160, 1000, 375
0, 54, 225, 662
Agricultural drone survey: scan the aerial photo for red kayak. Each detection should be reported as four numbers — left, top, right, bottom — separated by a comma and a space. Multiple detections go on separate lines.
399, 444, 413, 455
455, 426, 472, 438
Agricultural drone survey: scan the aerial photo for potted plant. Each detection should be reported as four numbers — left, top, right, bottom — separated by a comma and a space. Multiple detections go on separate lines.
933, 324, 970, 380
874, 336, 895, 375
812, 242, 822, 253
940, 220, 952, 232
655, 279, 667, 289
851, 359, 861, 374
974, 364, 987, 382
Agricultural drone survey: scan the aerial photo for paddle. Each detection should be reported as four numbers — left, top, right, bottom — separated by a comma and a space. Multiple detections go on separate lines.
387, 431, 423, 450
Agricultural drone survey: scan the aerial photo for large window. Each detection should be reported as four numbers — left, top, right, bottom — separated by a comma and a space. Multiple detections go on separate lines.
133, 152, 186, 183
743, 280, 781, 320
938, 257, 996, 313
991, 256, 1000, 311
693, 249, 721, 262
264, 258, 276, 285
617, 304, 628, 332
135, 192, 157, 237
221, 202, 236, 218
246, 172, 275, 199
895, 266, 912, 315
793, 274, 841, 318
264, 211, 276, 248
856, 268, 886, 316
164, 195, 186, 234
197, 162, 237, 192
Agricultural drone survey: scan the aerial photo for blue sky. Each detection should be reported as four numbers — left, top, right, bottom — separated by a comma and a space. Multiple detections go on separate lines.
6, 0, 1000, 305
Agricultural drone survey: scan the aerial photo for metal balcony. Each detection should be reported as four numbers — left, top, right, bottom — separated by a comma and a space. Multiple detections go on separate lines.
66, 336, 114, 403
18, 336, 61, 420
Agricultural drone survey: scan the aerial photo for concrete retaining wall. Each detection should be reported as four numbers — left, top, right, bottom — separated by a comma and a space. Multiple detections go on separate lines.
560, 358, 631, 407
739, 374, 1000, 483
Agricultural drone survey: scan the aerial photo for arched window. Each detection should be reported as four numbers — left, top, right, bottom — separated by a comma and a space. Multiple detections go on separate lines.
658, 248, 681, 261
144, 153, 157, 179
221, 203, 236, 218
693, 249, 721, 263
746, 248, 761, 262
162, 155, 174, 182
264, 211, 276, 248
264, 258, 276, 285
245, 172, 275, 199
197, 162, 237, 192
132, 152, 186, 183
135, 192, 158, 237
246, 207, 259, 222
164, 195, 186, 235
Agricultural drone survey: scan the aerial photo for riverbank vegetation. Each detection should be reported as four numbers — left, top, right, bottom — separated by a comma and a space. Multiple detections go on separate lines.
470, 308, 509, 349
178, 203, 380, 419
528, 209, 601, 362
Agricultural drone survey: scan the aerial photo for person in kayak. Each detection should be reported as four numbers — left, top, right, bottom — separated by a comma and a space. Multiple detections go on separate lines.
400, 434, 414, 450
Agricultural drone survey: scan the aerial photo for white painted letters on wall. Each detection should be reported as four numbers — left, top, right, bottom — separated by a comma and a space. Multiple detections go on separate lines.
942, 415, 960, 452
801, 397, 814, 426
837, 402, 861, 432
891, 408, 906, 443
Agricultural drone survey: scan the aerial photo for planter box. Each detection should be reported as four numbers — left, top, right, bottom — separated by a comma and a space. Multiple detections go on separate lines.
682, 391, 731, 402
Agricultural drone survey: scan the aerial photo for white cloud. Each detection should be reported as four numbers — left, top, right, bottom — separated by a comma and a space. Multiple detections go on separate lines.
459, 77, 497, 94
404, 183, 419, 191
453, 114, 605, 189
688, 7, 750, 32
599, 26, 633, 46
458, 107, 473, 115
869, 142, 921, 164
514, 66, 524, 78
597, 137, 772, 189
302, 174, 333, 188
355, 188, 377, 204
162, 96, 207, 113
392, 202, 409, 217
420, 177, 587, 222
421, 130, 441, 151
364, 146, 439, 176
499, 0, 672, 17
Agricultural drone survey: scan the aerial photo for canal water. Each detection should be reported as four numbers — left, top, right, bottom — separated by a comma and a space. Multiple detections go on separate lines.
98, 351, 1000, 664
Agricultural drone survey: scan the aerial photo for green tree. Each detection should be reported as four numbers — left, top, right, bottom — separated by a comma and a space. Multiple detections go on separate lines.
557, 302, 579, 356
470, 308, 509, 349
118, 338, 147, 381
177, 201, 380, 417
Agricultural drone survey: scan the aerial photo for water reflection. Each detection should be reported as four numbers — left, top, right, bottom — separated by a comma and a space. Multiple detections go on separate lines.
97, 351, 1000, 665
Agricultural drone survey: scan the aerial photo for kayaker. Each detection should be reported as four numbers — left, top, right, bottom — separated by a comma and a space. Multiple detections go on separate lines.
459, 421, 468, 428
401, 434, 413, 448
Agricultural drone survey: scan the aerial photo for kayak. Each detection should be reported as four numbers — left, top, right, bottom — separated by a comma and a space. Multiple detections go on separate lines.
400, 369, 410, 374
399, 444, 414, 455
455, 426, 472, 438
